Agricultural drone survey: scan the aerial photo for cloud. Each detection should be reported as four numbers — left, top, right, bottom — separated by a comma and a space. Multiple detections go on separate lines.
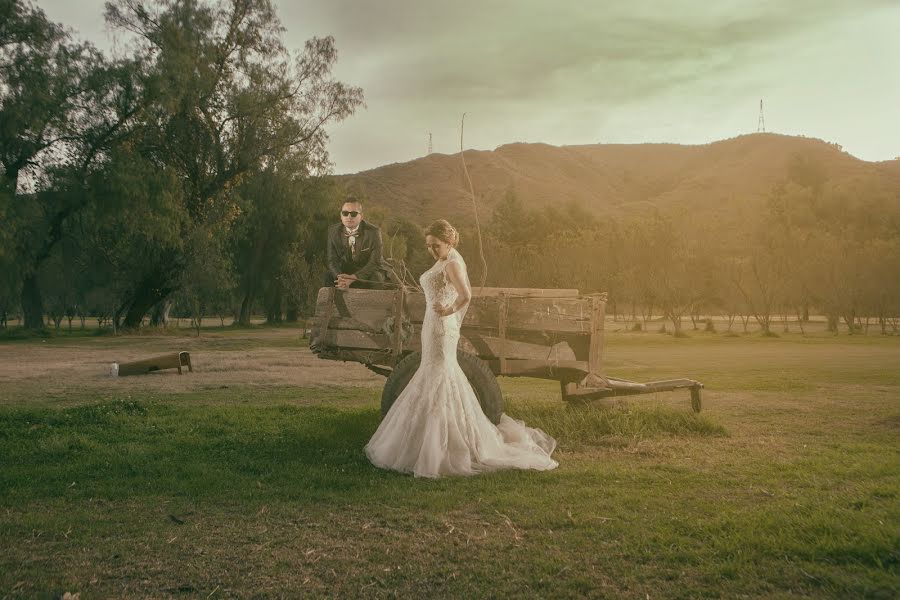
301, 0, 894, 111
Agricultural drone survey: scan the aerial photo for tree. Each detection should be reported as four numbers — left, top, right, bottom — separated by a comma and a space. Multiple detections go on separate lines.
67, 147, 188, 331
769, 187, 819, 333
177, 225, 235, 335
731, 241, 785, 336
231, 169, 335, 325
38, 237, 84, 330
860, 239, 900, 335
717, 257, 747, 332
0, 1, 119, 328
621, 214, 699, 335
104, 0, 363, 328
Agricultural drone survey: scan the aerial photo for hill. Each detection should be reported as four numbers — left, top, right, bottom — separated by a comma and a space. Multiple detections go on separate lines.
339, 133, 900, 231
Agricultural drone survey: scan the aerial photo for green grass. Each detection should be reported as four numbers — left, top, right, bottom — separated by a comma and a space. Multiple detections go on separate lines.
1, 330, 898, 598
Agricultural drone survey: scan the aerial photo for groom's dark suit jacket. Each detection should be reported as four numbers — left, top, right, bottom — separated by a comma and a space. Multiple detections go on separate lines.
326, 220, 385, 280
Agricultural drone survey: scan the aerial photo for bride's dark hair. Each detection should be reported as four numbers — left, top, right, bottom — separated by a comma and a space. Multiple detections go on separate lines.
424, 219, 459, 247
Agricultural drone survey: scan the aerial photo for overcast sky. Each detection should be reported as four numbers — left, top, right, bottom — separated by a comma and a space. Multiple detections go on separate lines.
38, 0, 900, 174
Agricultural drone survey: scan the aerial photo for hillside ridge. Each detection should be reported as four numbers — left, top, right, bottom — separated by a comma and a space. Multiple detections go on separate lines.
338, 133, 900, 227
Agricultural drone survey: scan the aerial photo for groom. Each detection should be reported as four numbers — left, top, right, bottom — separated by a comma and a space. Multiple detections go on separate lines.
323, 196, 387, 289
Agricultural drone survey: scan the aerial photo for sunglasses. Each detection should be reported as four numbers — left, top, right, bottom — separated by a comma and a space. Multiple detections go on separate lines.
341, 210, 360, 217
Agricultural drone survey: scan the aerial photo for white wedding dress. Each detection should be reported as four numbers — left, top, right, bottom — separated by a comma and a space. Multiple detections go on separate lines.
365, 248, 558, 478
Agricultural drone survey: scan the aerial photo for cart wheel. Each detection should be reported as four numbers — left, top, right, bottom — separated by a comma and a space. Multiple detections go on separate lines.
380, 350, 504, 424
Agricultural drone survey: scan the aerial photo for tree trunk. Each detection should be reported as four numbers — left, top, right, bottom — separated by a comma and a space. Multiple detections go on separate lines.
795, 308, 806, 335
122, 286, 172, 330
237, 263, 263, 326
826, 313, 839, 334
265, 295, 282, 323
263, 278, 283, 324
842, 312, 858, 334
237, 236, 268, 326
641, 302, 653, 328
239, 292, 254, 326
285, 304, 299, 323
113, 301, 127, 335
690, 313, 699, 330
21, 275, 45, 330
122, 301, 149, 330
150, 299, 174, 328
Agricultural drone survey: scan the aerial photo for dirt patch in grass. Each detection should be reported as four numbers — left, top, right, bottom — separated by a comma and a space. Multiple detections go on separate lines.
0, 330, 383, 406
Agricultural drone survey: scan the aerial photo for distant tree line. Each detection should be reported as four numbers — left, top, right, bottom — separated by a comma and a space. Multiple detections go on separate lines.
473, 161, 900, 335
0, 0, 362, 331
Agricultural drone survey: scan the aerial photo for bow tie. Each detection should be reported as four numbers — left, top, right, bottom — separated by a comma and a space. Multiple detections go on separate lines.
343, 228, 360, 238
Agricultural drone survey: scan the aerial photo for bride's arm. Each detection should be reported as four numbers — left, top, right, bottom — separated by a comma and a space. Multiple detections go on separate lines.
437, 261, 472, 316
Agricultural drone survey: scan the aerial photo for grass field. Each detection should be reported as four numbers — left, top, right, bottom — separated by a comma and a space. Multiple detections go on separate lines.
1, 324, 898, 598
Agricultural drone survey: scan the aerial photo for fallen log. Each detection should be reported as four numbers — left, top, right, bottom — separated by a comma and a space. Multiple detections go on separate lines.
111, 351, 193, 376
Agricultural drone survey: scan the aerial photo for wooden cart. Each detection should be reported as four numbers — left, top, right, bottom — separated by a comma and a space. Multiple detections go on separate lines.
310, 286, 703, 424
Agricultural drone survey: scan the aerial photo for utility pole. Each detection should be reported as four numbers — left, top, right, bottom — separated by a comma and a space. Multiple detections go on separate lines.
427, 132, 433, 155
757, 99, 765, 133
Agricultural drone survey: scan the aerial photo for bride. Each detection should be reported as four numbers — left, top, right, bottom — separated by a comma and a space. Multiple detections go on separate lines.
365, 219, 558, 478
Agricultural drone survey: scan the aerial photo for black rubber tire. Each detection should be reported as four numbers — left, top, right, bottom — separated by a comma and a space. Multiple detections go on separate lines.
380, 350, 504, 424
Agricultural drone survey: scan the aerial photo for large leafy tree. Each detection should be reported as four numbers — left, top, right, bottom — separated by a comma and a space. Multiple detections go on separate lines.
104, 0, 363, 328
0, 0, 96, 195
230, 165, 335, 325
0, 0, 119, 328
73, 147, 189, 329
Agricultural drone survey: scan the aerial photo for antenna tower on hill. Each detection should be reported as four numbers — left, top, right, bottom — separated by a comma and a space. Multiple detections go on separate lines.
757, 99, 765, 133
427, 132, 433, 155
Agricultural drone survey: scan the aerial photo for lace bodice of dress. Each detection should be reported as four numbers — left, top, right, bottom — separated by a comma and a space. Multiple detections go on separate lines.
419, 249, 469, 329
418, 249, 468, 368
